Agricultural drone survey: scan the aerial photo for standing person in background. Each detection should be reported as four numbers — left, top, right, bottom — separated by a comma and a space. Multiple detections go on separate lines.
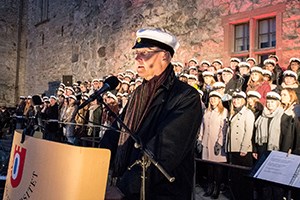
278, 70, 300, 101
15, 96, 26, 129
62, 95, 78, 144
229, 58, 240, 73
41, 96, 59, 141
246, 66, 271, 105
198, 91, 228, 199
287, 57, 300, 82
227, 91, 254, 200
201, 71, 216, 107
264, 58, 282, 86
237, 62, 251, 92
100, 28, 202, 200
254, 91, 294, 200
246, 57, 257, 68
262, 69, 277, 90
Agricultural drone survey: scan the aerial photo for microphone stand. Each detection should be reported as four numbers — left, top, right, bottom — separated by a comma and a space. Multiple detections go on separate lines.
93, 95, 175, 200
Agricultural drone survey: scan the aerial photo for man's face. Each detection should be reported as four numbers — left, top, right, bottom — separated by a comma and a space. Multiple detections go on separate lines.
134, 47, 166, 80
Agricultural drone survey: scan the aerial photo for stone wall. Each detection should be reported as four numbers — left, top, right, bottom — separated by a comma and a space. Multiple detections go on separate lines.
0, 1, 20, 105
1, 0, 300, 103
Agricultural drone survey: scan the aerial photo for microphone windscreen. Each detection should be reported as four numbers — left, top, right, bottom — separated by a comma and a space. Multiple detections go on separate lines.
105, 76, 120, 90
31, 95, 43, 106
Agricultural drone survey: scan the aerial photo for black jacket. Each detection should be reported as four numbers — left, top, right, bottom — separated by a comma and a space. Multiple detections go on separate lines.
100, 69, 202, 200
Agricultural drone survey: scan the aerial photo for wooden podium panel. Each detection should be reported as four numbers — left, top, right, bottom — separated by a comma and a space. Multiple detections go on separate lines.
3, 131, 111, 200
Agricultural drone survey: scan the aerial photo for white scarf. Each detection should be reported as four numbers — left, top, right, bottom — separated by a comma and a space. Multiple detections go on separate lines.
255, 106, 284, 150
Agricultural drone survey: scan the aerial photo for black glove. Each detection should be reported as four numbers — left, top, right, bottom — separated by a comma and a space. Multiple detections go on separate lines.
214, 141, 222, 156
196, 140, 203, 153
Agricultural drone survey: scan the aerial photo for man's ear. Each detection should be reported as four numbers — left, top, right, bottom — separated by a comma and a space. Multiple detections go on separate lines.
163, 51, 171, 61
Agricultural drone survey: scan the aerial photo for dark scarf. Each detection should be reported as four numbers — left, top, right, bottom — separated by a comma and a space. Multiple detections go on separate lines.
113, 64, 173, 176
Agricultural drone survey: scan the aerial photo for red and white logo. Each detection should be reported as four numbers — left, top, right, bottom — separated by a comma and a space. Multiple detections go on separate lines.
10, 145, 27, 188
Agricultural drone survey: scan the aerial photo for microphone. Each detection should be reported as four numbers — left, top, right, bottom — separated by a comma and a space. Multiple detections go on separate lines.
78, 76, 120, 109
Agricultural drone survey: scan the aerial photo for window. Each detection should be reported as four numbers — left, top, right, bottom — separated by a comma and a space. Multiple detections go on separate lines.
40, 0, 49, 22
223, 3, 285, 66
258, 18, 276, 49
34, 0, 49, 25
234, 23, 249, 52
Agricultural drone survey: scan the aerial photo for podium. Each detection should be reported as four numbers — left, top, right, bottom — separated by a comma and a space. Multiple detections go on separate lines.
3, 131, 111, 200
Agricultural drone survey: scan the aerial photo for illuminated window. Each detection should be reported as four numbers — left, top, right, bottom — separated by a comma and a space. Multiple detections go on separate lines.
223, 4, 285, 66
234, 23, 249, 52
258, 18, 276, 49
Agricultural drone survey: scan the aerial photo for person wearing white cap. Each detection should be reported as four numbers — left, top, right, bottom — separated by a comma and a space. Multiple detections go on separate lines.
281, 70, 299, 89
279, 70, 300, 101
212, 59, 223, 71
227, 90, 255, 200
288, 58, 300, 81
188, 58, 198, 68
178, 73, 188, 83
229, 57, 240, 72
246, 66, 271, 105
262, 69, 277, 90
119, 80, 130, 93
172, 61, 183, 77
212, 82, 226, 96
85, 96, 102, 142
187, 74, 200, 90
101, 27, 202, 200
264, 58, 283, 86
246, 91, 263, 119
280, 88, 298, 117
254, 91, 295, 199
61, 94, 78, 144
201, 71, 216, 107
188, 65, 199, 77
41, 94, 59, 141
125, 69, 136, 79
221, 68, 234, 85
65, 86, 75, 96
74, 93, 89, 141
246, 58, 256, 68
197, 91, 228, 198
199, 60, 210, 72
221, 68, 242, 95
238, 62, 251, 92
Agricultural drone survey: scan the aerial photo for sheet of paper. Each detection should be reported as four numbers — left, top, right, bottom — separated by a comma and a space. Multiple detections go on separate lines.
254, 151, 300, 187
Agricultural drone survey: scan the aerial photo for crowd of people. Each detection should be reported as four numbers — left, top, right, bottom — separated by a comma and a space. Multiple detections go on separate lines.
6, 48, 300, 199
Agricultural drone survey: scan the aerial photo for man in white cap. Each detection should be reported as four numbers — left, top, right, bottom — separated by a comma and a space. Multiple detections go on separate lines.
101, 28, 202, 200
41, 95, 59, 141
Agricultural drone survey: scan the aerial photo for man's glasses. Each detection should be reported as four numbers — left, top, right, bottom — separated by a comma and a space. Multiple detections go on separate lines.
133, 50, 165, 57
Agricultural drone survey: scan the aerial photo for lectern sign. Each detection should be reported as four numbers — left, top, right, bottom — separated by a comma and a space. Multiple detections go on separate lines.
4, 131, 111, 200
